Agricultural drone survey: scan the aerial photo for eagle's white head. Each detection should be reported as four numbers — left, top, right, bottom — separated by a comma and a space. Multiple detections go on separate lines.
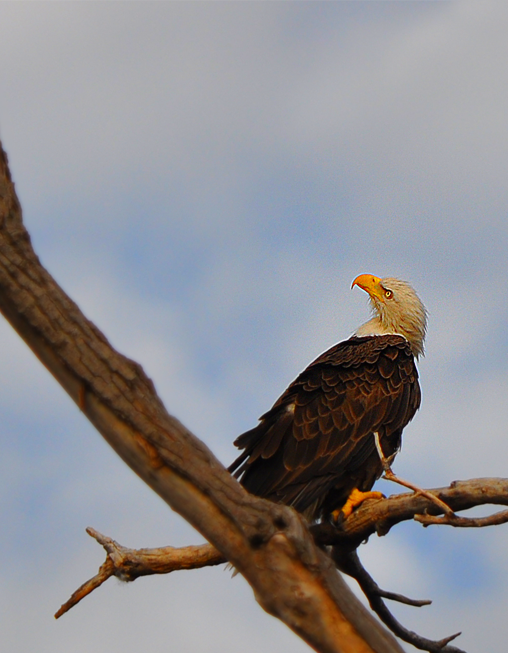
352, 274, 427, 359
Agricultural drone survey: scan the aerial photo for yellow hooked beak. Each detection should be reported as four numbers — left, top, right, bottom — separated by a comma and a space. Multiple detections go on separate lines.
351, 274, 385, 301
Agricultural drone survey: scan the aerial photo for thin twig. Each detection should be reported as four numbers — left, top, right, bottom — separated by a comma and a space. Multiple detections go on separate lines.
377, 589, 431, 608
415, 508, 508, 528
55, 558, 115, 618
383, 469, 455, 516
374, 432, 454, 516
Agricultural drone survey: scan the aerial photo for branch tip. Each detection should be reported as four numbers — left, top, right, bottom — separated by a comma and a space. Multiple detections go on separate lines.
378, 588, 432, 607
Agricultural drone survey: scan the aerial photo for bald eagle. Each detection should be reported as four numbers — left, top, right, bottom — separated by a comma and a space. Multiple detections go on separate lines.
229, 275, 427, 521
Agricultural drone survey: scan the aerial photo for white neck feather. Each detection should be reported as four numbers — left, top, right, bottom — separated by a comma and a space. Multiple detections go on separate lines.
354, 317, 405, 340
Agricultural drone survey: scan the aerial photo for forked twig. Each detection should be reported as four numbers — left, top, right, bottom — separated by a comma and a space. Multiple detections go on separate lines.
333, 548, 465, 653
55, 528, 225, 619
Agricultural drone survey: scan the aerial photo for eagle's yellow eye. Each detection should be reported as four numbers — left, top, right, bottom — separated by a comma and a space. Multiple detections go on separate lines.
384, 289, 393, 299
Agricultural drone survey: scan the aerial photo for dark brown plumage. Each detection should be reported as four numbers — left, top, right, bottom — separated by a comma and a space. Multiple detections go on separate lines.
229, 275, 426, 521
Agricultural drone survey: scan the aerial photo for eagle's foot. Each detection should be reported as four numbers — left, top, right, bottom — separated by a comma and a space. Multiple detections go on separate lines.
330, 488, 385, 524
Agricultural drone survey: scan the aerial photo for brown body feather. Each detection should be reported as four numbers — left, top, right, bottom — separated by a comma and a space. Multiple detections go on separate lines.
229, 335, 421, 521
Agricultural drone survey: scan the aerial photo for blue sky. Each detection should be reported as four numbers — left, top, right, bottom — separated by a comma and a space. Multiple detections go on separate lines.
1, 2, 508, 651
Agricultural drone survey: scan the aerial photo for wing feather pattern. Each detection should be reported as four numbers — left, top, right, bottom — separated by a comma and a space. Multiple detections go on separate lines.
229, 335, 421, 519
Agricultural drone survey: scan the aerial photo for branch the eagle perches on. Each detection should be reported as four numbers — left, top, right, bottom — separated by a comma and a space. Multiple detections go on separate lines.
57, 477, 508, 653
0, 141, 506, 653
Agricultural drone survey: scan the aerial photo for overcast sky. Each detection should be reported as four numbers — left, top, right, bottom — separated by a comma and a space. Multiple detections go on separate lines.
1, 2, 508, 652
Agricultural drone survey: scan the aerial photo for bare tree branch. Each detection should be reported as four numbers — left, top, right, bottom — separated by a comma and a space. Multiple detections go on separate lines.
332, 550, 465, 653
311, 477, 508, 547
55, 528, 225, 619
415, 509, 508, 528
56, 477, 508, 624
0, 142, 404, 653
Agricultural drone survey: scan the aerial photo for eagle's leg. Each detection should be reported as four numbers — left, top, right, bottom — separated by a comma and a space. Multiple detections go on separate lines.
373, 432, 455, 516
331, 487, 384, 522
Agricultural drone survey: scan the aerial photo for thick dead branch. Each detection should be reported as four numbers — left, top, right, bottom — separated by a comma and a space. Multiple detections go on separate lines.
0, 142, 404, 653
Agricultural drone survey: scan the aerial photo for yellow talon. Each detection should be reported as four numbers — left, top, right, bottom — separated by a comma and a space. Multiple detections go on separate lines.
331, 488, 384, 523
